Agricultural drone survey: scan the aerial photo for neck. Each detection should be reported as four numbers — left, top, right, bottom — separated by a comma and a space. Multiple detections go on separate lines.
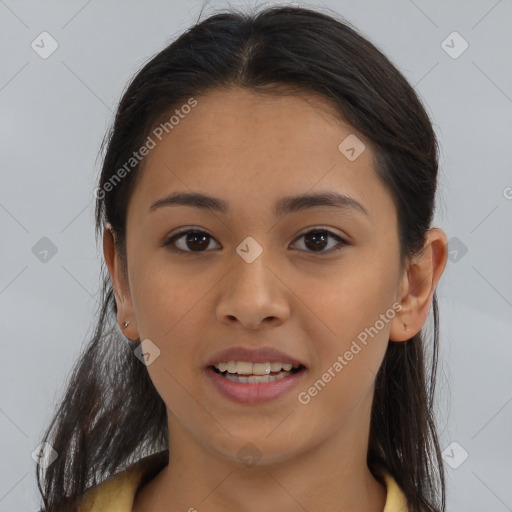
133, 390, 386, 512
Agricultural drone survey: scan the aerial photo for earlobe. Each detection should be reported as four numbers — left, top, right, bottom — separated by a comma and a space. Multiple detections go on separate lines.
389, 301, 412, 342
389, 228, 448, 342
102, 224, 139, 340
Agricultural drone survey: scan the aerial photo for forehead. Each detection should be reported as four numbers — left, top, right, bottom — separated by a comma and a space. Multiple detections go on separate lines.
154, 87, 354, 156
128, 86, 394, 223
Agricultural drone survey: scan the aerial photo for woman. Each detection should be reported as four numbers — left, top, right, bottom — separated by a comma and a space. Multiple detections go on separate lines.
36, 5, 448, 511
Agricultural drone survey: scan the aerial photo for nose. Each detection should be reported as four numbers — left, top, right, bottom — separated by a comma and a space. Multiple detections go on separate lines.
215, 250, 291, 330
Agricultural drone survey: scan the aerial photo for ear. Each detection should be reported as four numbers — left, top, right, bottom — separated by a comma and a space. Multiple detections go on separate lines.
103, 223, 139, 341
389, 228, 448, 342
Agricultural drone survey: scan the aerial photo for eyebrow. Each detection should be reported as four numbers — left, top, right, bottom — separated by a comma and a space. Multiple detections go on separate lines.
149, 191, 368, 217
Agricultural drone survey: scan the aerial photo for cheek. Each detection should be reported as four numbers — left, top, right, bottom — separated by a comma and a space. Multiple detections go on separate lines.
129, 267, 211, 422
130, 258, 205, 341
306, 257, 398, 342
295, 282, 393, 437
301, 251, 399, 394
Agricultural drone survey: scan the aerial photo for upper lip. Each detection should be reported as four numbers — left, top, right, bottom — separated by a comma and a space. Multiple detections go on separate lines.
205, 346, 306, 368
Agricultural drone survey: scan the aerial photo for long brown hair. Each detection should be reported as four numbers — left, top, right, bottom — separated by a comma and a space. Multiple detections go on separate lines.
36, 5, 445, 511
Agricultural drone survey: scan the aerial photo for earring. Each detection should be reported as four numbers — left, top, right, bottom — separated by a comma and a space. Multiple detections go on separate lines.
123, 321, 130, 329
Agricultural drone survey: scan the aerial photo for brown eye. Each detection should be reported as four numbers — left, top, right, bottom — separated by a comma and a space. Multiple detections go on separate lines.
164, 228, 348, 255
165, 230, 220, 253
291, 229, 348, 254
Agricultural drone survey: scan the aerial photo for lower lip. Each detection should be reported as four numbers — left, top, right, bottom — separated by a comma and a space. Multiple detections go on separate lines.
205, 366, 306, 404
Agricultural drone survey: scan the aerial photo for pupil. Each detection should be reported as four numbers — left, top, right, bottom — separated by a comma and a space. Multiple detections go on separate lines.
305, 230, 328, 251
187, 232, 209, 251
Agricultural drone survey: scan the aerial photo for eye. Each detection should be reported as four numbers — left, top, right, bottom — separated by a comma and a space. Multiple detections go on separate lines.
291, 228, 348, 254
163, 228, 348, 255
164, 229, 220, 254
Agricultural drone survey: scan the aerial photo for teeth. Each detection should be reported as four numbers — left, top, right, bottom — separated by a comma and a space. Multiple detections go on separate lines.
213, 361, 299, 375
224, 370, 294, 384
252, 362, 270, 375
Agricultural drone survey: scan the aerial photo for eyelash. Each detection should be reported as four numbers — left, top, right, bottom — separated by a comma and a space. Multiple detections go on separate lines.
163, 228, 349, 256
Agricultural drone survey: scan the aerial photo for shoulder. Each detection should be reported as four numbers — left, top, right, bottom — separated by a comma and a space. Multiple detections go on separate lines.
76, 451, 168, 512
382, 472, 409, 512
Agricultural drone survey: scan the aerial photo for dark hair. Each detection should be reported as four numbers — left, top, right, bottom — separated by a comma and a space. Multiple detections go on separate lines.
36, 4, 445, 511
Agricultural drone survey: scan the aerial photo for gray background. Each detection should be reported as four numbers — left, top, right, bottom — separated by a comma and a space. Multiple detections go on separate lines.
1, 0, 511, 510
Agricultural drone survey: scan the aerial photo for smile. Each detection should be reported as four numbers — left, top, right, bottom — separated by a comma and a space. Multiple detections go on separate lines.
207, 361, 306, 403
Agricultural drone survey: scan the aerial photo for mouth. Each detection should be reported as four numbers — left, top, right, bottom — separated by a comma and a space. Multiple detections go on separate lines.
205, 359, 307, 404
210, 361, 305, 383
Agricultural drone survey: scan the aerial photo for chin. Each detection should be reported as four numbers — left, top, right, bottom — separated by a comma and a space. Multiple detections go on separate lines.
206, 430, 307, 468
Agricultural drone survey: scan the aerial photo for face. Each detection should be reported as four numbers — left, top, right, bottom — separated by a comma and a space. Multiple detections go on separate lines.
113, 86, 406, 465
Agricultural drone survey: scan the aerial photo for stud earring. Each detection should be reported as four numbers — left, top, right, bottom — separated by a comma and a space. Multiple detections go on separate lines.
123, 321, 130, 329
